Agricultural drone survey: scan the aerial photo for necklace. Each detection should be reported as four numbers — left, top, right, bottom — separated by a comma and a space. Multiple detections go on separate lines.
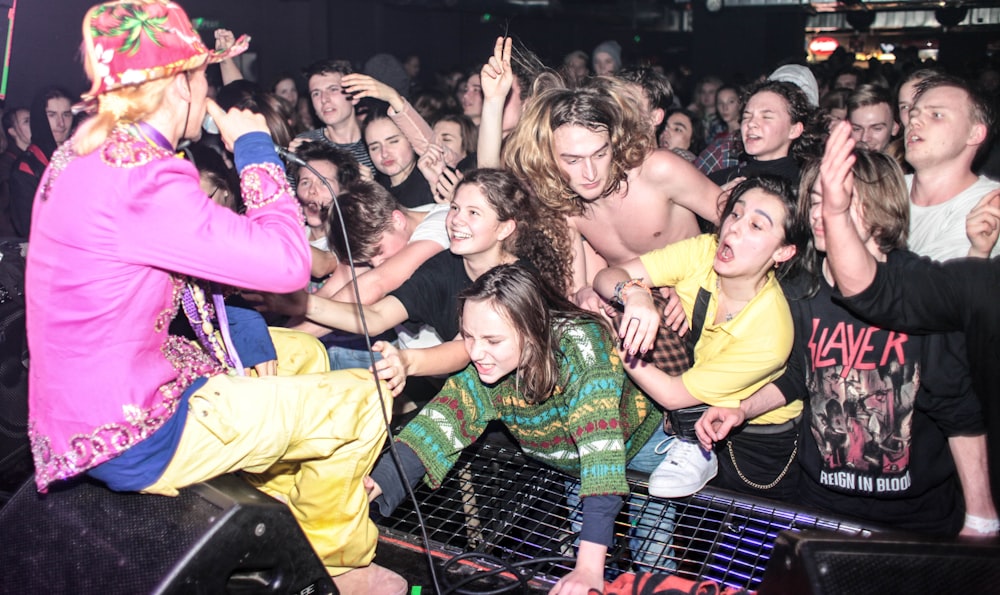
717, 278, 752, 322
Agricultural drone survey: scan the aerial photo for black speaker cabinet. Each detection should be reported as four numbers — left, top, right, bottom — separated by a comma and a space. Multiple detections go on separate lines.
758, 529, 1000, 595
0, 474, 336, 594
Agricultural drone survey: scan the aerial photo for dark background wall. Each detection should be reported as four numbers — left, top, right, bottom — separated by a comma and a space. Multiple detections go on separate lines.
3, 0, 992, 109
5, 0, 807, 108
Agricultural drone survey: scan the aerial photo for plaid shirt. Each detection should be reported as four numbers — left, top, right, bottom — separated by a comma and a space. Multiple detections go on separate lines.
695, 131, 739, 176
610, 291, 691, 377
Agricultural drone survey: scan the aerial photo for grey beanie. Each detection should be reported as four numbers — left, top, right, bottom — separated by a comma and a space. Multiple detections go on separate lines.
592, 40, 622, 72
767, 64, 820, 107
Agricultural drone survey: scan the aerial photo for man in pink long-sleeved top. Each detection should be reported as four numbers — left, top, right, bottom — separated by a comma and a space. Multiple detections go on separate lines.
24, 2, 404, 593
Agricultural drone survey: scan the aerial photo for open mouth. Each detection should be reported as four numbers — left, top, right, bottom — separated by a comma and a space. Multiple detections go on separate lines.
716, 242, 735, 263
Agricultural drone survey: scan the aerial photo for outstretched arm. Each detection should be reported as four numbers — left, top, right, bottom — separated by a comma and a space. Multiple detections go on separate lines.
214, 29, 244, 85
949, 434, 999, 537
821, 121, 875, 298
331, 240, 447, 305
305, 293, 409, 336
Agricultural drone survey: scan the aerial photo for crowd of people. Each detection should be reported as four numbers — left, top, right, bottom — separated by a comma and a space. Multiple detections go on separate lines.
14, 1, 1000, 594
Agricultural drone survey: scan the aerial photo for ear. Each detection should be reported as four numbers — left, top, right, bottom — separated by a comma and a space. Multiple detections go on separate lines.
650, 107, 665, 128
788, 121, 804, 141
772, 243, 797, 265
497, 219, 516, 243
391, 209, 406, 230
173, 72, 193, 103
968, 122, 988, 147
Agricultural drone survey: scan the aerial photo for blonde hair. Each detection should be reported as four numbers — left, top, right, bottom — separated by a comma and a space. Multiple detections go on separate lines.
502, 78, 654, 216
75, 36, 175, 156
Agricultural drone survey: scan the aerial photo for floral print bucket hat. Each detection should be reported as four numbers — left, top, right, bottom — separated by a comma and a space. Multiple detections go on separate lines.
81, 0, 249, 103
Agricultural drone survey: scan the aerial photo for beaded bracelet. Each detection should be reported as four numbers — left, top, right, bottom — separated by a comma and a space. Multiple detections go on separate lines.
965, 514, 1000, 534
613, 278, 652, 305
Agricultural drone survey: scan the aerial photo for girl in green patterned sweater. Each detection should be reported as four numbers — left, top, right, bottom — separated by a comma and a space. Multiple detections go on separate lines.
368, 263, 669, 595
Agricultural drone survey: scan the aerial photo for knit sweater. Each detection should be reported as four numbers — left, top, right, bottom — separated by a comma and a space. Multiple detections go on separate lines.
397, 319, 662, 498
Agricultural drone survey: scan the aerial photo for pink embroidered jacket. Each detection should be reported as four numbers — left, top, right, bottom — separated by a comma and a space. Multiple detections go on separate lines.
25, 128, 310, 491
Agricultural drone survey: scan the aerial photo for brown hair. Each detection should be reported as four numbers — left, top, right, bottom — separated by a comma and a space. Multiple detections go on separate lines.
799, 148, 908, 255
455, 168, 575, 294
458, 263, 612, 403
502, 79, 654, 216
327, 180, 399, 264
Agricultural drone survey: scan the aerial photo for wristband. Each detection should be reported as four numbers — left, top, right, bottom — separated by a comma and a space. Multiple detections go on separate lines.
965, 514, 1000, 534
613, 278, 652, 306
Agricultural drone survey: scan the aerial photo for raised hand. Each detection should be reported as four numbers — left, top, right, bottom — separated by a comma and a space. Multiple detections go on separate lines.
966, 189, 1000, 258
417, 143, 447, 189
205, 100, 270, 152
340, 73, 404, 112
480, 37, 513, 102
434, 167, 463, 204
819, 120, 857, 217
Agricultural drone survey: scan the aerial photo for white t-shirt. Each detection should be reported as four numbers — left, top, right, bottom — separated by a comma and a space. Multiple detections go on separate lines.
408, 203, 451, 250
395, 202, 451, 350
907, 174, 1000, 261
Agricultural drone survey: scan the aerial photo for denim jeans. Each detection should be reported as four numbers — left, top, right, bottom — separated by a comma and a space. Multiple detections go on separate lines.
326, 344, 382, 371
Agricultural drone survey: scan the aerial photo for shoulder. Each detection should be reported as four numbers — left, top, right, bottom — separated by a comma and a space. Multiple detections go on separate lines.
556, 319, 617, 367
637, 148, 697, 181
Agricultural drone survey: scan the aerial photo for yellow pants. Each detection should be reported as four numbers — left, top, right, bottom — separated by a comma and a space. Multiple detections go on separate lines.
143, 332, 389, 576
269, 326, 331, 375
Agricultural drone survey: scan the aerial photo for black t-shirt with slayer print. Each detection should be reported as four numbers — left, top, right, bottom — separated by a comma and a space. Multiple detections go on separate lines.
775, 254, 982, 534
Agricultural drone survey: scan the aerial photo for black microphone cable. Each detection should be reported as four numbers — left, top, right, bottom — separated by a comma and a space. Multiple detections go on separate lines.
276, 144, 443, 594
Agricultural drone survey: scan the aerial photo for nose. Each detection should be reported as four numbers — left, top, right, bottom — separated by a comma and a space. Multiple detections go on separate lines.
467, 340, 484, 361
583, 159, 596, 181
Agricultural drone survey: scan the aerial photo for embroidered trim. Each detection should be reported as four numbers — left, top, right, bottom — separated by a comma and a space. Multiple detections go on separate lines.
39, 141, 78, 203
30, 334, 225, 492
240, 162, 295, 211
154, 274, 185, 334
101, 126, 173, 169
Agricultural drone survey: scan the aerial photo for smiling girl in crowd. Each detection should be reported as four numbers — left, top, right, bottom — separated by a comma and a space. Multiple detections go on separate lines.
280, 168, 572, 389
368, 263, 670, 595
593, 175, 810, 500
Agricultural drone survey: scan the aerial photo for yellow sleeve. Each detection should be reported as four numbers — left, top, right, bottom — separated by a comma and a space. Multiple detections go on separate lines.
639, 234, 716, 288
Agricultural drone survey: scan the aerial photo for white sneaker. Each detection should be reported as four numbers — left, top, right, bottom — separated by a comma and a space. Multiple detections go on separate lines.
647, 439, 717, 498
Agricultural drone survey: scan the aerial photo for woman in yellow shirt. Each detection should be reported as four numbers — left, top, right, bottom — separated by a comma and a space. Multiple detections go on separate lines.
594, 175, 810, 500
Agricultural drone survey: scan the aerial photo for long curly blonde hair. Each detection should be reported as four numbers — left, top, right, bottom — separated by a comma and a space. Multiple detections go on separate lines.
502, 77, 654, 217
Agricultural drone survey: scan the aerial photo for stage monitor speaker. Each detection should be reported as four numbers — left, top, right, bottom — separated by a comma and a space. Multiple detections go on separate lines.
0, 474, 336, 594
758, 529, 1000, 595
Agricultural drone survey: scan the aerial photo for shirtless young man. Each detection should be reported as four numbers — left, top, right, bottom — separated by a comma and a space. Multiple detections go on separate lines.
502, 76, 723, 325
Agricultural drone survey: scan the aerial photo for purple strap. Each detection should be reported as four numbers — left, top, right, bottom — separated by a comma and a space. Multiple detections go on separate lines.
180, 282, 244, 375
213, 289, 245, 375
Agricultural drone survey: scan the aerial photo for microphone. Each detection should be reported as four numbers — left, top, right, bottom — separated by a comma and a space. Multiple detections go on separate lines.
274, 144, 307, 167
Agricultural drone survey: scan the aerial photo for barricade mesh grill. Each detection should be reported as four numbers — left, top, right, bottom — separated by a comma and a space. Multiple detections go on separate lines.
376, 438, 875, 592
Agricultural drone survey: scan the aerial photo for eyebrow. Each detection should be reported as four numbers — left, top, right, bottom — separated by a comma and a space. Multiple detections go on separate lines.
753, 209, 775, 226
559, 142, 609, 159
